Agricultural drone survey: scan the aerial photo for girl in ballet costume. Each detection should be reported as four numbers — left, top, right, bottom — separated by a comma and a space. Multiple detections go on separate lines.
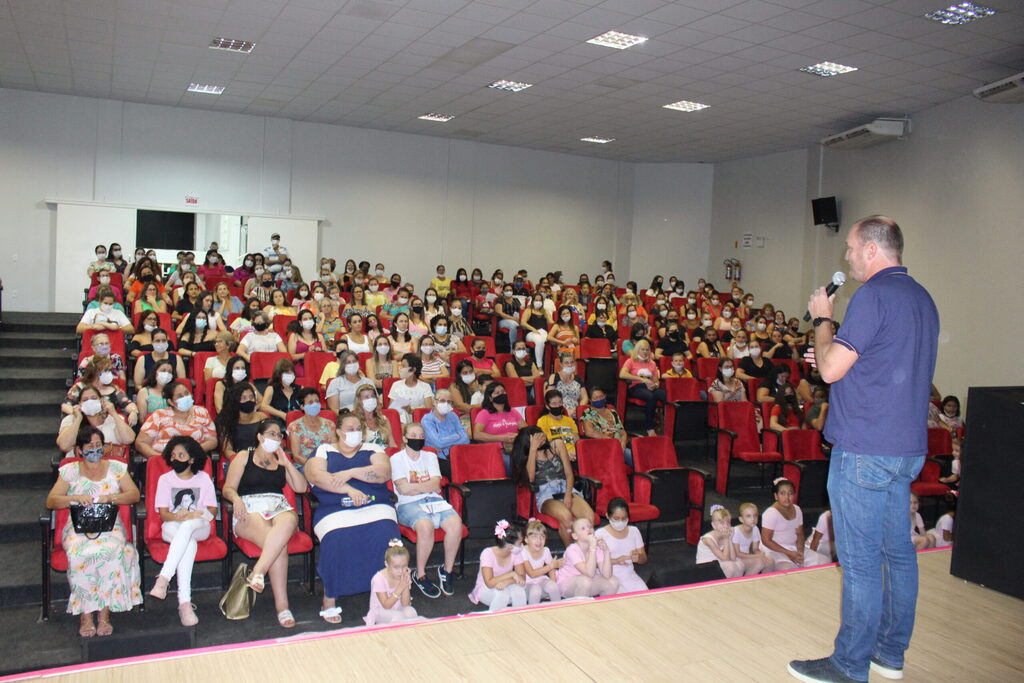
595, 497, 649, 593
760, 478, 830, 569
927, 493, 956, 548
696, 505, 747, 578
556, 517, 620, 598
516, 519, 562, 605
910, 492, 933, 550
363, 540, 421, 626
731, 502, 773, 575
468, 520, 527, 611
807, 508, 836, 561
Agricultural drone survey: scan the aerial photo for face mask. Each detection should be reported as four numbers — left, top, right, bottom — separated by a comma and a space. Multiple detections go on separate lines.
82, 447, 104, 463
561, 315, 572, 323
590, 397, 607, 409
514, 349, 528, 359
627, 311, 637, 319
672, 363, 685, 373
368, 285, 379, 292
300, 319, 315, 331
426, 295, 437, 304
458, 274, 467, 281
255, 267, 265, 276
345, 267, 355, 274
609, 519, 628, 532
687, 298, 696, 305
81, 398, 103, 416
156, 370, 173, 385
434, 323, 449, 335
492, 394, 508, 407
375, 268, 385, 276
210, 256, 219, 264
95, 252, 106, 260
359, 396, 378, 412
596, 304, 606, 311
399, 366, 413, 379
261, 437, 281, 453
298, 289, 309, 298
473, 349, 486, 359
283, 269, 293, 278
253, 321, 269, 332
722, 367, 735, 379
398, 297, 409, 305
503, 291, 513, 298
597, 320, 607, 327
244, 259, 254, 268
345, 362, 360, 375
99, 275, 111, 285
99, 303, 113, 314
93, 341, 112, 355
232, 368, 247, 382
280, 372, 295, 386
406, 437, 425, 451
548, 406, 564, 416
561, 364, 575, 374
493, 278, 502, 285
750, 346, 762, 358
195, 318, 208, 329
143, 323, 157, 333
412, 305, 424, 314
343, 430, 363, 447
436, 401, 453, 415
175, 395, 194, 412
702, 320, 712, 327
98, 371, 114, 385
168, 458, 192, 474
756, 323, 766, 331
261, 281, 273, 288
532, 301, 543, 309
271, 239, 280, 246
722, 310, 732, 319
391, 280, 401, 288
239, 400, 256, 413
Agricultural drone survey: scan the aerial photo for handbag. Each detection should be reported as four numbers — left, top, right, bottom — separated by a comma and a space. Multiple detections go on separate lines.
69, 503, 118, 538
219, 563, 256, 620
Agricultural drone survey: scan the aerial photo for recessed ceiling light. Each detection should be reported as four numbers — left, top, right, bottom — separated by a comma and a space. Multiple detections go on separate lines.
419, 113, 455, 122
800, 62, 858, 77
586, 31, 648, 50
663, 100, 709, 112
187, 83, 225, 94
925, 2, 996, 24
209, 37, 255, 53
488, 80, 532, 92
581, 136, 615, 144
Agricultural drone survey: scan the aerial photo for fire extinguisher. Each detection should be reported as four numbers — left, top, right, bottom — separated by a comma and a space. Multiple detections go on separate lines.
724, 259, 733, 280
732, 259, 742, 282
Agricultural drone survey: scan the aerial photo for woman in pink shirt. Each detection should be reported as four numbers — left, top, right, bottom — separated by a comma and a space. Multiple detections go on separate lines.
617, 339, 665, 435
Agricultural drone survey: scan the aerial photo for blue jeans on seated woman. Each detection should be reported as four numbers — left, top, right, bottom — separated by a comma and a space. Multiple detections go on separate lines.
827, 449, 924, 681
627, 383, 666, 432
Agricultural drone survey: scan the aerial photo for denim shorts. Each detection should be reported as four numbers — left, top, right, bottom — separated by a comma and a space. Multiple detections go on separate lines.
536, 479, 582, 508
396, 495, 459, 529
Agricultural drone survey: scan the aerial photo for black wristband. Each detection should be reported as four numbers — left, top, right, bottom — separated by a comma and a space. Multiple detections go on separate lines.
812, 317, 831, 328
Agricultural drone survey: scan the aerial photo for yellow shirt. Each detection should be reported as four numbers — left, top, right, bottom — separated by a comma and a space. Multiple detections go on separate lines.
430, 277, 452, 298
537, 414, 579, 455
664, 368, 693, 379
365, 291, 387, 310
319, 361, 340, 387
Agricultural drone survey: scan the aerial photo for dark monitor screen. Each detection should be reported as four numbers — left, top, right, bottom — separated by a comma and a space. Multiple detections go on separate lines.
137, 210, 195, 250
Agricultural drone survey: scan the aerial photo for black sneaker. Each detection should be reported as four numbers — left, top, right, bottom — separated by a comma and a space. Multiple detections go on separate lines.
869, 658, 903, 680
412, 573, 441, 599
437, 567, 454, 596
787, 657, 862, 683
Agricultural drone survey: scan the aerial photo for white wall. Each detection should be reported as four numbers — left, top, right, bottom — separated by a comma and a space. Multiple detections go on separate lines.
53, 204, 136, 312
706, 96, 1024, 402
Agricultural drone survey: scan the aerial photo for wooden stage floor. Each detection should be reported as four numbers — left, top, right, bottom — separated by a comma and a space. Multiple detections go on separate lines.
7, 549, 1022, 682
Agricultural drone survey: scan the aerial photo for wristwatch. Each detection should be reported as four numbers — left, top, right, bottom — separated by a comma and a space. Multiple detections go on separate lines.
812, 317, 831, 328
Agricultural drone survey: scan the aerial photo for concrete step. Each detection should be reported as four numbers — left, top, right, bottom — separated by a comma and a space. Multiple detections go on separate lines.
0, 489, 49, 543
0, 391, 68, 418
0, 448, 54, 489
0, 321, 79, 336
0, 348, 71, 368
0, 332, 73, 350
0, 416, 61, 448
0, 367, 74, 390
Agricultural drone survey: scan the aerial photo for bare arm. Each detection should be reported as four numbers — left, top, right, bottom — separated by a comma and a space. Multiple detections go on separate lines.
805, 289, 859, 384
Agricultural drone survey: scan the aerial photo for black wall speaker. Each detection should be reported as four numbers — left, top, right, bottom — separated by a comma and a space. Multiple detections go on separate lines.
950, 386, 1024, 600
811, 196, 839, 227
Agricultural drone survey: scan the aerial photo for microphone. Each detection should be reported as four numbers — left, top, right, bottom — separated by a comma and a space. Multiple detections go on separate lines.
804, 271, 846, 321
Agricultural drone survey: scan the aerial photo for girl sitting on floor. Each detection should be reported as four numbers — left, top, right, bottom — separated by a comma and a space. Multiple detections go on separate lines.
364, 540, 420, 626
697, 505, 747, 578
468, 520, 527, 611
517, 519, 562, 605
556, 517, 619, 598
732, 502, 772, 575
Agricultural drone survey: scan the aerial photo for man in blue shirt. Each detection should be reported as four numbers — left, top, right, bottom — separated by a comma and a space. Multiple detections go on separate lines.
421, 389, 470, 479
789, 216, 939, 683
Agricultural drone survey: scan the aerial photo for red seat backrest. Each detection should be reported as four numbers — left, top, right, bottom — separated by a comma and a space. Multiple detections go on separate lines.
664, 377, 702, 402
580, 338, 612, 359
449, 443, 505, 484
717, 401, 761, 452
781, 429, 824, 462
380, 408, 403, 444
285, 408, 337, 427
493, 377, 527, 408
381, 378, 399, 407
631, 435, 677, 471
272, 315, 297, 339
434, 376, 452, 392
927, 428, 953, 456
191, 351, 216, 403
524, 405, 543, 426
304, 351, 336, 385
577, 438, 630, 513
250, 351, 289, 379
449, 352, 470, 376
695, 357, 720, 380
771, 358, 802, 384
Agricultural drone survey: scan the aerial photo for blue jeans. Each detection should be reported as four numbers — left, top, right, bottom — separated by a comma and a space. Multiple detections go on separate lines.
827, 449, 924, 681
497, 318, 519, 349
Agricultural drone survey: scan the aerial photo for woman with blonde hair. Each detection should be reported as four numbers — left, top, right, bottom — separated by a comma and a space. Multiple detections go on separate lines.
353, 384, 396, 448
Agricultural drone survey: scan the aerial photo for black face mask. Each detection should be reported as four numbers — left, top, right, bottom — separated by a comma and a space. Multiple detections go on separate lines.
406, 438, 425, 451
391, 280, 401, 287
473, 349, 486, 359
170, 459, 192, 474
668, 330, 679, 339
261, 281, 273, 288
492, 395, 508, 407
239, 400, 256, 413
253, 321, 269, 332
412, 305, 424, 314
548, 406, 564, 416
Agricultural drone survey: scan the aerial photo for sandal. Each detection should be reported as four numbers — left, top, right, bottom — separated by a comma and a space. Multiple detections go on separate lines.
248, 573, 265, 594
178, 602, 199, 627
78, 618, 96, 638
149, 576, 170, 600
319, 605, 343, 624
96, 620, 113, 637
277, 609, 296, 628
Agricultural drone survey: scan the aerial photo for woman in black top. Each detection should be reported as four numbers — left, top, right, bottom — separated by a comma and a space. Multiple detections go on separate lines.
132, 328, 186, 386
261, 357, 301, 426
504, 339, 542, 402
737, 341, 773, 381
216, 382, 270, 461
221, 419, 306, 627
178, 309, 218, 359
521, 294, 552, 369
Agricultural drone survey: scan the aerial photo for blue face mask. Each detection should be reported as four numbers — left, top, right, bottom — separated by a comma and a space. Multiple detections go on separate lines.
82, 447, 104, 463
175, 395, 194, 412
303, 402, 322, 417
591, 398, 607, 409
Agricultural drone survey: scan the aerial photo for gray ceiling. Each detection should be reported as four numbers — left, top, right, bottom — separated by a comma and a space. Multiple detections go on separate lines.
1, 0, 1022, 162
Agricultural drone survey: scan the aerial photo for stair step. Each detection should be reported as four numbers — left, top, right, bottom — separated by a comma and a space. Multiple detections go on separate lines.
0, 348, 71, 368
0, 391, 69, 418
0, 321, 79, 336
0, 332, 74, 350
0, 448, 55, 490
2, 312, 81, 325
0, 416, 61, 448
0, 367, 72, 390
0, 489, 48, 543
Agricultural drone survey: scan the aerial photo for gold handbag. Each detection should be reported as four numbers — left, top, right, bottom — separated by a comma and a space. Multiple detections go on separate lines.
219, 563, 255, 620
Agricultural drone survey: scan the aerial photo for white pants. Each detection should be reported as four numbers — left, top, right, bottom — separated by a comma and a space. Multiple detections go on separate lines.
477, 584, 527, 611
159, 518, 211, 603
525, 329, 548, 367
526, 579, 561, 605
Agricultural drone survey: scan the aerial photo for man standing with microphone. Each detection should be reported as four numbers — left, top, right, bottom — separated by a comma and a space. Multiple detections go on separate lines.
788, 216, 939, 683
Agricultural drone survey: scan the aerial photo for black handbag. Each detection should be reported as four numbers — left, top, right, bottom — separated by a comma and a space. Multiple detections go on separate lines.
69, 503, 118, 538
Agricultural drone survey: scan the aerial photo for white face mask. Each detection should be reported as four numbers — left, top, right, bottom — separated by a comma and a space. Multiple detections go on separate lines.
609, 519, 628, 531
368, 285, 379, 292
461, 373, 476, 384
345, 362, 360, 375
99, 371, 114, 385
376, 346, 390, 356
156, 371, 173, 385
232, 368, 247, 382
100, 303, 113, 313
261, 437, 281, 453
514, 349, 528, 359
756, 323, 767, 331
81, 398, 103, 416
301, 319, 315, 330
281, 372, 295, 386
722, 310, 732, 318
343, 430, 363, 447
436, 401, 453, 415
271, 239, 280, 246
152, 341, 169, 353
245, 260, 254, 268
361, 396, 378, 412
375, 268, 385, 276
254, 267, 265, 276
426, 295, 436, 303
749, 346, 762, 358
627, 311, 637, 319
420, 344, 434, 355
722, 367, 735, 378
687, 313, 696, 320
672, 363, 685, 373
533, 301, 543, 309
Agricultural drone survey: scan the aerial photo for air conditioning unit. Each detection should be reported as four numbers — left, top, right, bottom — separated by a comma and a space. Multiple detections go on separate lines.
821, 117, 910, 150
973, 71, 1024, 103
